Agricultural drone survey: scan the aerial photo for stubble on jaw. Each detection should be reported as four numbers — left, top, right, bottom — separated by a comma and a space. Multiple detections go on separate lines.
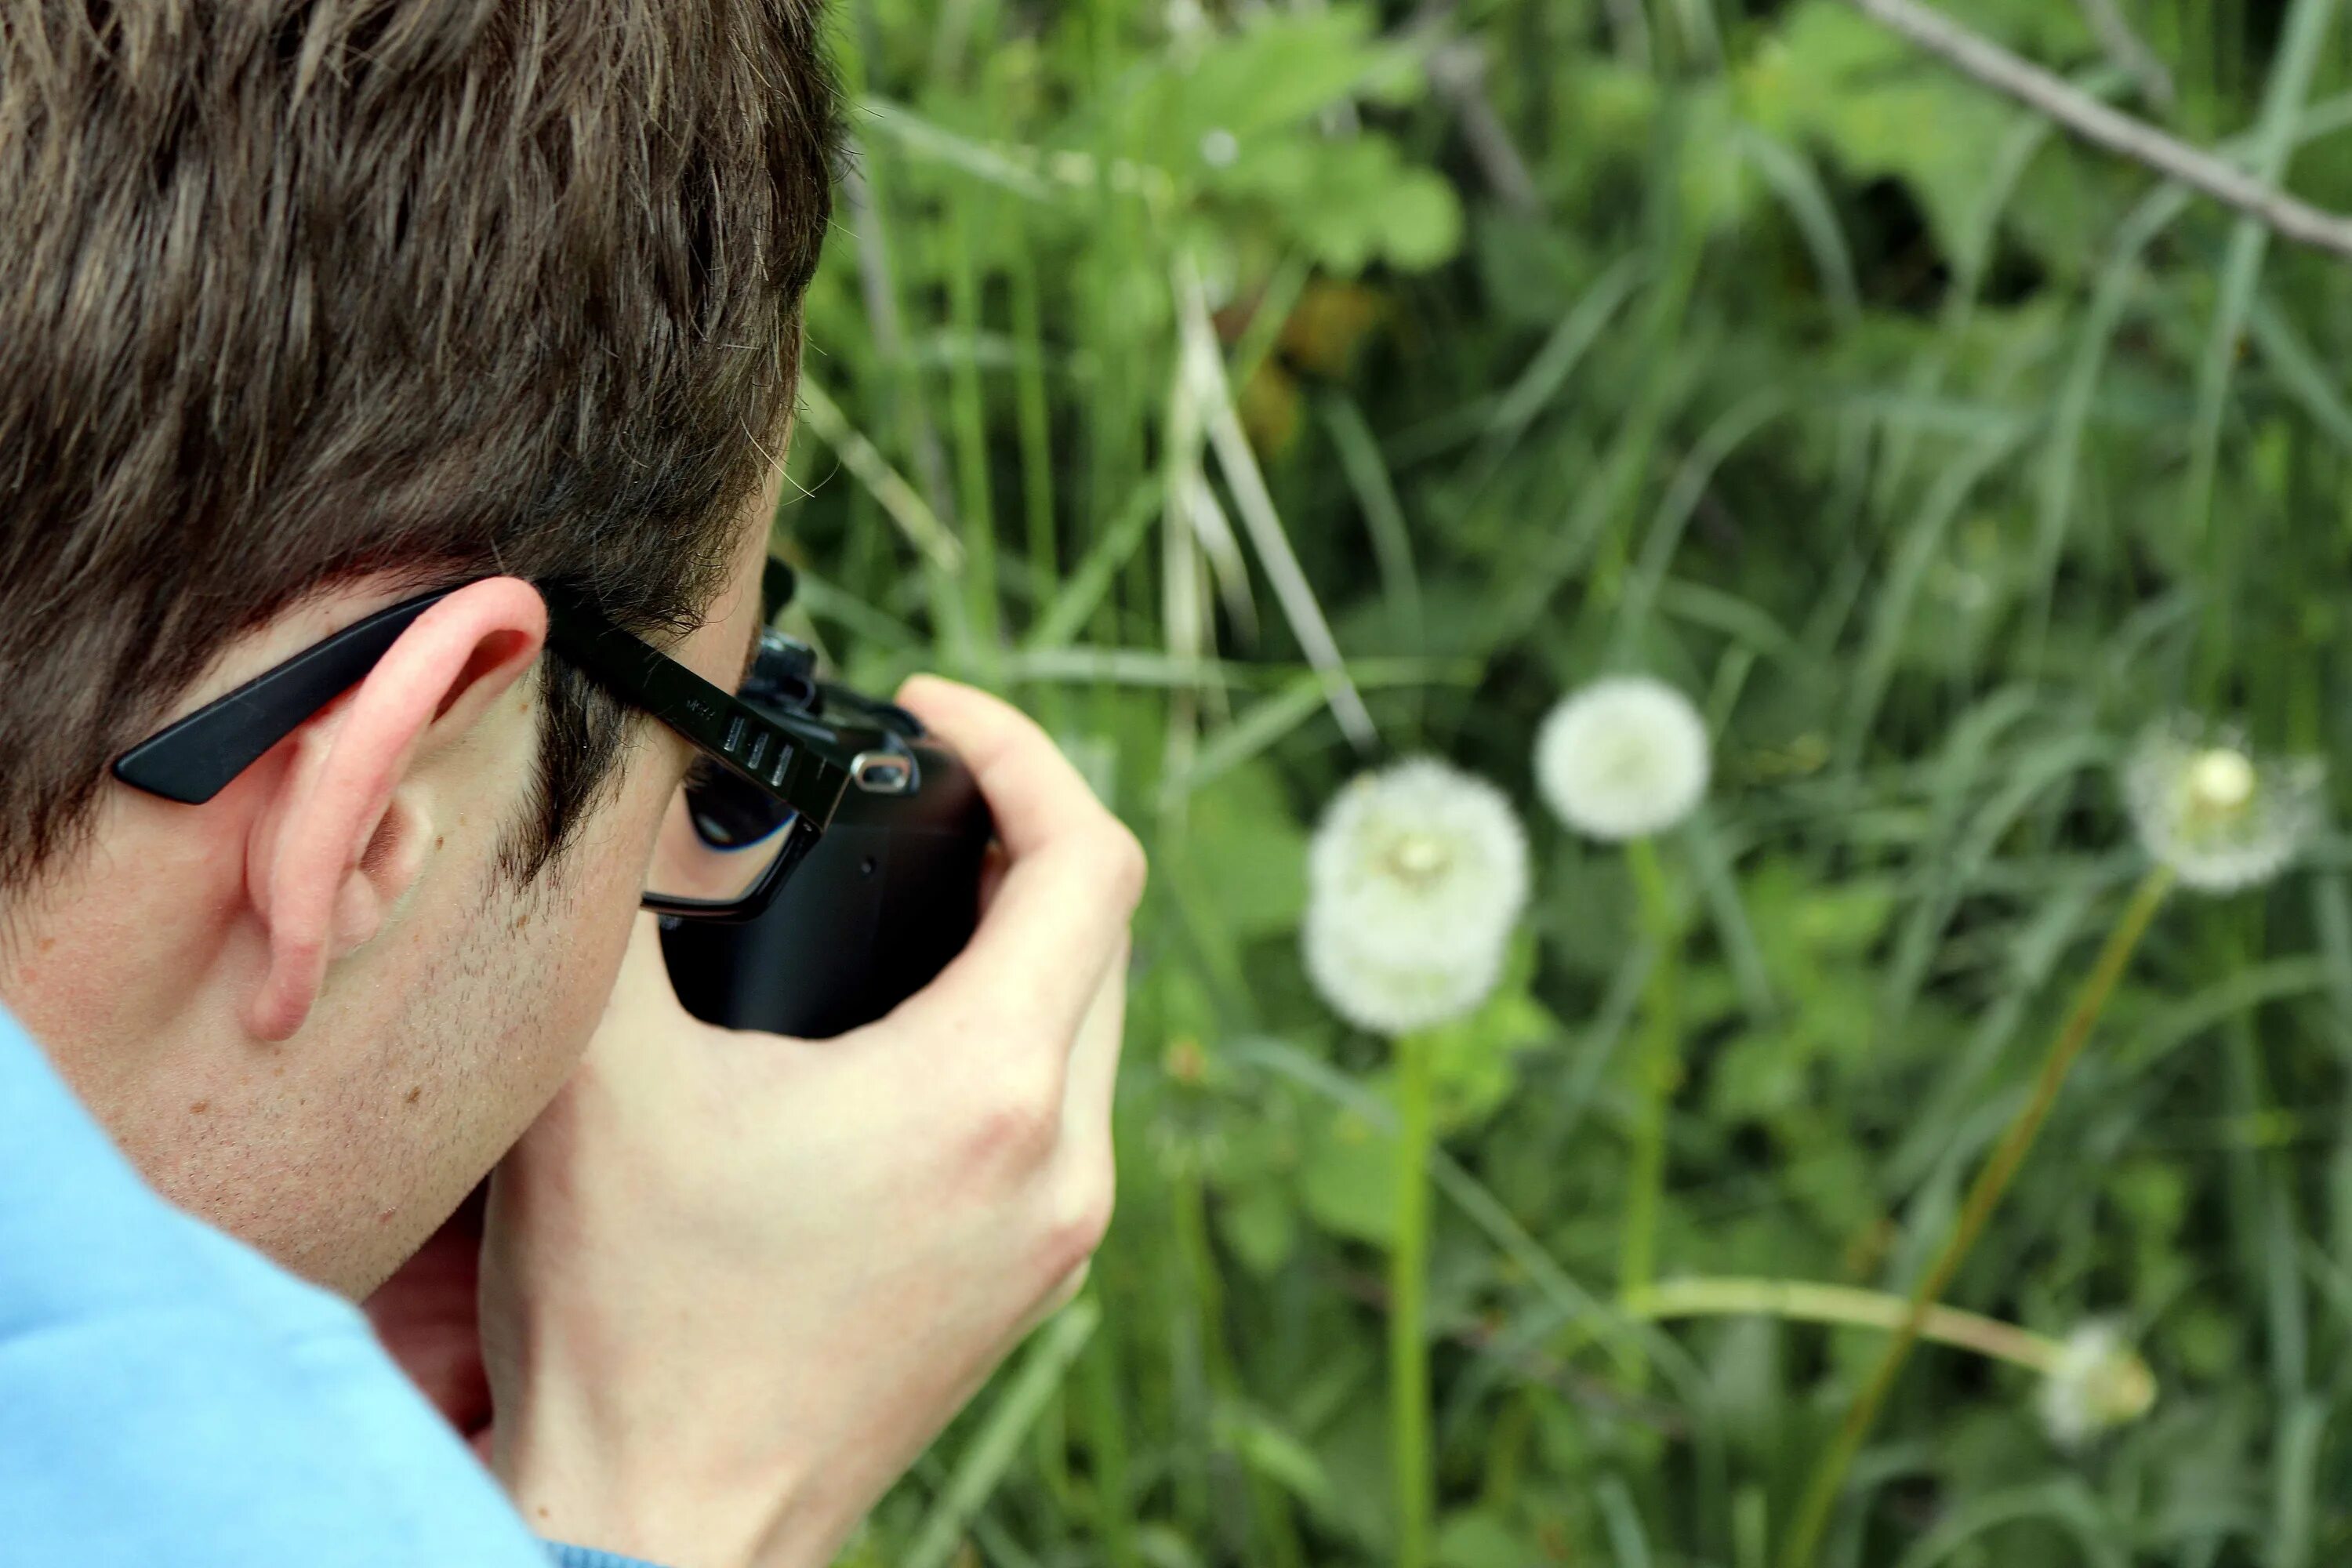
147, 841, 627, 1298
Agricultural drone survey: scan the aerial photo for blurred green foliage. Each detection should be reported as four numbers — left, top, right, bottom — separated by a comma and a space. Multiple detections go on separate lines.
781, 0, 2352, 1563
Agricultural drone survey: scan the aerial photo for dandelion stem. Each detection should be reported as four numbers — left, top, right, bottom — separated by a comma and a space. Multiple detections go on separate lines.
1780, 863, 2174, 1568
1390, 1028, 1437, 1568
1619, 836, 1681, 1330
1622, 1276, 2071, 1374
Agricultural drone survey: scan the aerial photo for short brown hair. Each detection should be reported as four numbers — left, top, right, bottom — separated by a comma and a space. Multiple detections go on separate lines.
0, 0, 837, 891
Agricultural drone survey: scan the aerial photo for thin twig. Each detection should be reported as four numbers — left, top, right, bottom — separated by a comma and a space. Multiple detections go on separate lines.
1842, 0, 2352, 264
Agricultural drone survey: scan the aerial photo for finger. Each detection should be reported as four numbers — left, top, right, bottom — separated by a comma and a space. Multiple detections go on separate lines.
891, 822, 1140, 1051
1059, 941, 1127, 1163
362, 1187, 492, 1435
557, 913, 720, 1105
896, 676, 1113, 862
591, 913, 688, 1047
890, 678, 1145, 1047
977, 840, 1010, 914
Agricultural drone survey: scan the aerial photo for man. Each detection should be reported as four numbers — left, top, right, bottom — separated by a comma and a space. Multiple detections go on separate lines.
0, 4, 1142, 1566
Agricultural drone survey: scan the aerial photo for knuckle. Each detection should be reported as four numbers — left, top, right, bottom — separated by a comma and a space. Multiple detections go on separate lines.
1095, 821, 1149, 909
966, 1065, 1062, 1169
1037, 1160, 1114, 1279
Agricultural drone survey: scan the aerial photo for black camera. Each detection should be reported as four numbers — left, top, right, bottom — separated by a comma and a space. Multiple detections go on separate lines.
659, 566, 993, 1039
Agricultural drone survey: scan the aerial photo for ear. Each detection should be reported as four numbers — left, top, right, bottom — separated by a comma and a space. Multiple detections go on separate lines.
245, 578, 549, 1042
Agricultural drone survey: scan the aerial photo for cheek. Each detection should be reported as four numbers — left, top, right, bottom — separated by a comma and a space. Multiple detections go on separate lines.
425, 750, 676, 1188
524, 742, 681, 1040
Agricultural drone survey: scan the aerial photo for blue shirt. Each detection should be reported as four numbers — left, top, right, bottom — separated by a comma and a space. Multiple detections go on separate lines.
0, 1004, 659, 1568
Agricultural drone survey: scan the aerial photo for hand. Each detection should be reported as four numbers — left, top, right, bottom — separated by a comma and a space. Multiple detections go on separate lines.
474, 677, 1143, 1568
363, 1185, 494, 1453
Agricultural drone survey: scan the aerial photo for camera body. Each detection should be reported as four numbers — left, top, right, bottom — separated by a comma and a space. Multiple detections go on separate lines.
660, 626, 992, 1040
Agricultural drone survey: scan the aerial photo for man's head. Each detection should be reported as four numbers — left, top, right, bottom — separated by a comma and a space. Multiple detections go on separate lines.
0, 0, 837, 1293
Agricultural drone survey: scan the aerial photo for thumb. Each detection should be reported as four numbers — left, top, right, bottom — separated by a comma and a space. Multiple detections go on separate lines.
580, 913, 706, 1080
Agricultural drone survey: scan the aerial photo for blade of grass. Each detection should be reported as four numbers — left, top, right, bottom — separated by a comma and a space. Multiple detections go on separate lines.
1733, 128, 1863, 327
797, 377, 966, 575
1319, 391, 1425, 646
2183, 0, 2340, 699
1160, 383, 1213, 822
1462, 253, 1643, 495
2273, 1397, 2327, 1568
1007, 241, 1062, 604
2025, 90, 2352, 666
1027, 476, 1163, 651
1177, 255, 1378, 750
1596, 1475, 1655, 1568
1228, 252, 1313, 396
1180, 466, 1263, 647
1887, 876, 2104, 1190
2249, 292, 2352, 453
904, 1299, 1102, 1568
1613, 390, 1788, 657
1873, 107, 2060, 511
1684, 812, 1778, 1021
1157, 676, 1330, 804
1229, 1035, 1647, 1377
1838, 426, 2026, 769
944, 194, 1004, 675
998, 648, 1476, 690
789, 569, 924, 652
2111, 956, 2333, 1073
1784, 867, 2175, 1568
1888, 1483, 2127, 1568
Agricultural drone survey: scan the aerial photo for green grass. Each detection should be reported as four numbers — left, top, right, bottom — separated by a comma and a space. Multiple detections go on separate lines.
796, 2, 2352, 1564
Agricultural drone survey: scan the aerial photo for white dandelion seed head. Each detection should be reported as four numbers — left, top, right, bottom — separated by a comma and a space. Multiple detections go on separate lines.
1199, 128, 1240, 169
2038, 1322, 2155, 1448
1534, 676, 1712, 842
2187, 746, 2255, 813
1301, 758, 1529, 1034
2124, 718, 2325, 894
1301, 909, 1512, 1036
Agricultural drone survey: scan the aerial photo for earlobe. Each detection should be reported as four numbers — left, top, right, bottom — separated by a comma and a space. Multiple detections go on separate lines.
247, 796, 422, 1042
244, 578, 548, 1043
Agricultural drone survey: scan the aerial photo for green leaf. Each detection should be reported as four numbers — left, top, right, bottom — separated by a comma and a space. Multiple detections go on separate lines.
1435, 1509, 1537, 1568
1116, 5, 1410, 155
1301, 1102, 1399, 1245
1212, 133, 1467, 274
1219, 1177, 1300, 1276
1181, 761, 1310, 939
1739, 0, 2025, 262
1420, 935, 1559, 1131
1378, 169, 1466, 274
1218, 1401, 1339, 1514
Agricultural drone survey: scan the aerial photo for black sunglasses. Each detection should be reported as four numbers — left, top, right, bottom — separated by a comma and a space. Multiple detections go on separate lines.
109, 572, 891, 921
